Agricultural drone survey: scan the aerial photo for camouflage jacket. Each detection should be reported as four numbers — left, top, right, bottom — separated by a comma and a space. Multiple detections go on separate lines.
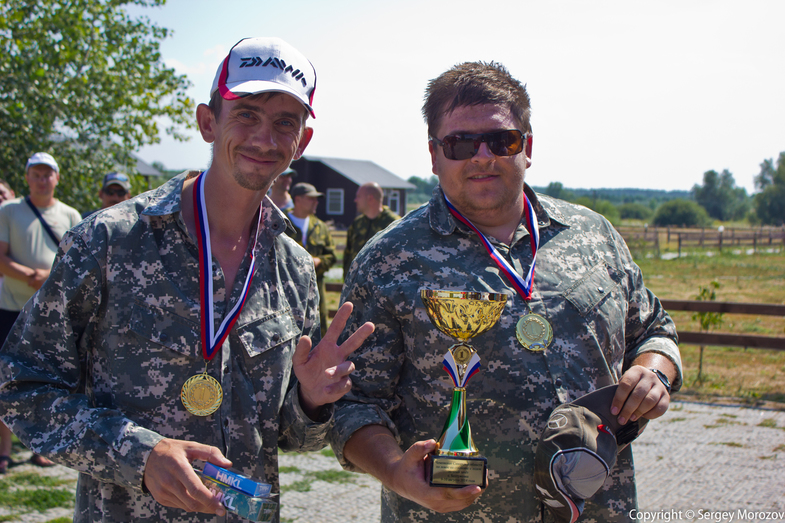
331, 185, 681, 523
285, 214, 336, 333
284, 213, 336, 278
0, 172, 329, 523
342, 206, 401, 275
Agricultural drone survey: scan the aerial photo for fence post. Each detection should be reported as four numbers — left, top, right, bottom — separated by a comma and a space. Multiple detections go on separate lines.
718, 229, 723, 252
655, 231, 660, 258
678, 234, 682, 257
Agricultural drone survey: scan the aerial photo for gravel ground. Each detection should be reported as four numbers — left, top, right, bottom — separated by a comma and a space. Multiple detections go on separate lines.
1, 399, 783, 523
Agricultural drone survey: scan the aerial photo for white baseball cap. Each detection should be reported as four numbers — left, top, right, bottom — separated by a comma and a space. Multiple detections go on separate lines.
210, 37, 316, 118
25, 152, 59, 173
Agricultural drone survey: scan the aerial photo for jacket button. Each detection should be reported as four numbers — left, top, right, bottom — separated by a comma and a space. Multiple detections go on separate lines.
554, 378, 563, 387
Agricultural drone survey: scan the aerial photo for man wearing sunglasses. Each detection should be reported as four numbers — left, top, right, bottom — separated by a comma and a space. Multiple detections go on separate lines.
81, 172, 133, 219
330, 61, 680, 522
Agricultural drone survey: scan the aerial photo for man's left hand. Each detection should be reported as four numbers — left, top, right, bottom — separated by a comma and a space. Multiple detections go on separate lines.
293, 301, 374, 418
611, 365, 671, 425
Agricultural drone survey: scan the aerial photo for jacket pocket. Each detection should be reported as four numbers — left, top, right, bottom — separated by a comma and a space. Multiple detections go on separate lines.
236, 308, 299, 359
128, 301, 201, 359
562, 263, 621, 316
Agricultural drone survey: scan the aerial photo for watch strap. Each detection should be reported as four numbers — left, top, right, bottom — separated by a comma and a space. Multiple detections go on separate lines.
649, 368, 672, 394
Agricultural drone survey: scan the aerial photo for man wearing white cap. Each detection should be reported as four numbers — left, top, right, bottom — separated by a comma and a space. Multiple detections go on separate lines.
0, 151, 81, 472
0, 38, 373, 521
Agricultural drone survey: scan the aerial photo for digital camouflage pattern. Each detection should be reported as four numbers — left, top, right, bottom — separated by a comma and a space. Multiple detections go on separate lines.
331, 185, 681, 523
285, 214, 336, 333
342, 206, 401, 275
0, 172, 330, 523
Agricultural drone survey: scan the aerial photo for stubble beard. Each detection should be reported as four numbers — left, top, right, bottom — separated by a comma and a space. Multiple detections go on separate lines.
231, 147, 288, 192
450, 165, 525, 219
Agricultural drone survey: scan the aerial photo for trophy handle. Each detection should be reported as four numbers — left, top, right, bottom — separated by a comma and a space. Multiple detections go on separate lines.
436, 388, 479, 456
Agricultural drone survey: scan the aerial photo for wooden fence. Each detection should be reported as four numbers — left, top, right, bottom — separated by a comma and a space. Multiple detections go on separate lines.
660, 300, 785, 350
614, 225, 785, 255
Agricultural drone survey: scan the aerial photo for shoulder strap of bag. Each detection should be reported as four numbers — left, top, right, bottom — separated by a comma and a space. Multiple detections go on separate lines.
24, 196, 61, 246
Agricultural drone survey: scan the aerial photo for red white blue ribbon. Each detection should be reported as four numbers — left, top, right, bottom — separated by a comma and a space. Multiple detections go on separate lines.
443, 350, 482, 388
444, 193, 539, 300
193, 170, 261, 361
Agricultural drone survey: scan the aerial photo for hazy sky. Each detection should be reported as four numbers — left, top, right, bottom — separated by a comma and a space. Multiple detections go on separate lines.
133, 0, 785, 192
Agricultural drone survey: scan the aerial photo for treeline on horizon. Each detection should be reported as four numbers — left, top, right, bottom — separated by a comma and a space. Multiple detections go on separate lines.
406, 151, 785, 228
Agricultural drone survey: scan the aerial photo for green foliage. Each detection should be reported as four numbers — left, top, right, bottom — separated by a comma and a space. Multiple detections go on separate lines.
618, 202, 653, 221
691, 169, 750, 221
574, 196, 620, 224
692, 281, 723, 332
0, 0, 194, 211
541, 181, 574, 201
652, 198, 711, 227
407, 175, 438, 204
692, 281, 723, 385
753, 152, 785, 225
532, 185, 691, 206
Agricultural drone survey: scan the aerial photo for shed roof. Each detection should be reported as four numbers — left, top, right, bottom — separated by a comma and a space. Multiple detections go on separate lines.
304, 156, 416, 190
132, 154, 163, 177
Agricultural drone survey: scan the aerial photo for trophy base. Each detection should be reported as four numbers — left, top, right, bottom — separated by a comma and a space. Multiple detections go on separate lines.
427, 454, 487, 488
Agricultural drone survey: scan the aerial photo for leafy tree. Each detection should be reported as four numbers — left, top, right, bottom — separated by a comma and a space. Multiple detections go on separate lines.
574, 196, 620, 225
753, 152, 785, 225
541, 181, 574, 201
0, 0, 193, 212
691, 169, 749, 222
652, 199, 711, 227
619, 202, 653, 221
407, 175, 438, 204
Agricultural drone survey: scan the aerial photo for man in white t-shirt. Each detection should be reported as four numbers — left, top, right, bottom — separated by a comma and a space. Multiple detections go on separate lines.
286, 183, 336, 334
0, 152, 81, 471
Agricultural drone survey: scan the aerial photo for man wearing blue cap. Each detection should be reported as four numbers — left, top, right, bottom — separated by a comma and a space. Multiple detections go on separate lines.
0, 38, 373, 522
81, 172, 133, 219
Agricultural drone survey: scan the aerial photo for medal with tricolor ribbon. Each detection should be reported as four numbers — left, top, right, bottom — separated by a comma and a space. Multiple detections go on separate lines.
181, 170, 262, 416
444, 193, 553, 352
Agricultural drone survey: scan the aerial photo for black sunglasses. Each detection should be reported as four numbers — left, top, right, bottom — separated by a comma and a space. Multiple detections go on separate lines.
103, 187, 127, 197
430, 129, 526, 161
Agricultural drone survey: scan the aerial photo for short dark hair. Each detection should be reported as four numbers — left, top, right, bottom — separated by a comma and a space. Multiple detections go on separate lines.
422, 61, 532, 138
208, 91, 310, 126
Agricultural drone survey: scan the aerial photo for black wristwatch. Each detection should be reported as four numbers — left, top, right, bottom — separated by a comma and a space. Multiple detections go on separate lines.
649, 368, 672, 394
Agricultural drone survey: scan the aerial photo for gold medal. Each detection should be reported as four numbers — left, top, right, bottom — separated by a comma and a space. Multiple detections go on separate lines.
181, 372, 223, 416
516, 313, 553, 352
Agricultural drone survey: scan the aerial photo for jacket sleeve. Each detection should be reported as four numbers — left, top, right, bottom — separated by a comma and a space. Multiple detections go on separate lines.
310, 220, 336, 276
342, 222, 355, 276
278, 260, 335, 451
0, 231, 164, 491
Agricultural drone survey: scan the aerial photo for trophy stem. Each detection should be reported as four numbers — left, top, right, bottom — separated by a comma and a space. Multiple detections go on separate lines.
436, 388, 479, 456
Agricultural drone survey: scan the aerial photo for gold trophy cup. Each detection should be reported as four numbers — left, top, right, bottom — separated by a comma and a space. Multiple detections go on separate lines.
420, 290, 507, 488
